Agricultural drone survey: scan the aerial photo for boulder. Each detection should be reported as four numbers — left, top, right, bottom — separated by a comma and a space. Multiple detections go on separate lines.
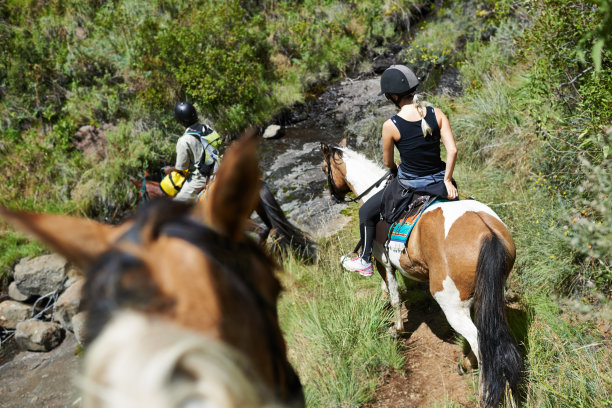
14, 254, 68, 297
15, 320, 65, 352
0, 300, 31, 329
53, 278, 84, 331
71, 311, 88, 345
8, 281, 29, 302
263, 124, 282, 139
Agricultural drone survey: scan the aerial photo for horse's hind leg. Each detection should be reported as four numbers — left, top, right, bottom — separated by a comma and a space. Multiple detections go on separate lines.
375, 260, 388, 298
432, 279, 479, 367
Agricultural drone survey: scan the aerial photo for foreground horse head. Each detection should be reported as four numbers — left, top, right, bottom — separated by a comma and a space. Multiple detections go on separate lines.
321, 143, 523, 408
1, 135, 304, 408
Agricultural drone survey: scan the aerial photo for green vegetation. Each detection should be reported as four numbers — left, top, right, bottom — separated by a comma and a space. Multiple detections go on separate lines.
1, 0, 611, 406
280, 238, 404, 407
0, 0, 427, 273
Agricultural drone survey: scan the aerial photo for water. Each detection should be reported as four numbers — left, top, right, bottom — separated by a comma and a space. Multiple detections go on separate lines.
257, 126, 351, 238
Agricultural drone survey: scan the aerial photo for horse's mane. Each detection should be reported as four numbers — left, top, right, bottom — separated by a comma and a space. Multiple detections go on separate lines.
82, 312, 285, 408
333, 146, 386, 198
336, 147, 385, 179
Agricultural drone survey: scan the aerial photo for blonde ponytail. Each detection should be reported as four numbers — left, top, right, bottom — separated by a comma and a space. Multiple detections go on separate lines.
414, 94, 433, 138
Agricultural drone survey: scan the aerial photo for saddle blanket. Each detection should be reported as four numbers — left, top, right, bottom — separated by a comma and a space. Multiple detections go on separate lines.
387, 198, 444, 251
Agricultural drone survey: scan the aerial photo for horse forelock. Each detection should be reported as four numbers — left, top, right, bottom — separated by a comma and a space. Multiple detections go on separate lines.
83, 312, 279, 408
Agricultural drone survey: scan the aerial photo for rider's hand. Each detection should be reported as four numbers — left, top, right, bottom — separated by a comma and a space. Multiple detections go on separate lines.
162, 166, 173, 175
445, 180, 458, 200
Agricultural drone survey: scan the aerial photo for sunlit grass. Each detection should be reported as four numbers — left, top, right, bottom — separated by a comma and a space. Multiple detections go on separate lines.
278, 223, 404, 407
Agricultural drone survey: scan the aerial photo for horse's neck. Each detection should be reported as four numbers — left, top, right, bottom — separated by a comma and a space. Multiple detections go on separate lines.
343, 150, 386, 202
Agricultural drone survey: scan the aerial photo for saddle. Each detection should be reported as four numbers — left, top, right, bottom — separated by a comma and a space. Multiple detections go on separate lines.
375, 193, 436, 246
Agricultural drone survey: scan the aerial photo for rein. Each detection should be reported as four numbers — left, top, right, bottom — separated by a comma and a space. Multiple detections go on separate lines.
140, 175, 150, 203
324, 149, 391, 203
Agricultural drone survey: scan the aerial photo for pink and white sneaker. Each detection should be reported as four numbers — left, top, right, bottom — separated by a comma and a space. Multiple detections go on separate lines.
340, 254, 373, 277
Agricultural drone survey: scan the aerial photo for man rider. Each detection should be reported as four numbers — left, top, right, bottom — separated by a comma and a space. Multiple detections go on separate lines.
163, 101, 222, 201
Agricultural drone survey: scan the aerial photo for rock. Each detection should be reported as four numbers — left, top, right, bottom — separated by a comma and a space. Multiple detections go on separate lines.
63, 264, 84, 291
53, 279, 84, 332
0, 300, 31, 329
71, 311, 87, 345
14, 254, 68, 297
72, 124, 114, 160
263, 124, 282, 139
435, 66, 463, 97
15, 320, 65, 352
8, 281, 29, 302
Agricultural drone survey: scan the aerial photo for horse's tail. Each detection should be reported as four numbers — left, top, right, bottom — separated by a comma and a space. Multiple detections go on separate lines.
474, 231, 523, 407
259, 182, 317, 261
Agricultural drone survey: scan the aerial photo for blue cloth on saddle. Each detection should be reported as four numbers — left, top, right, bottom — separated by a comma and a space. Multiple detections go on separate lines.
389, 198, 443, 245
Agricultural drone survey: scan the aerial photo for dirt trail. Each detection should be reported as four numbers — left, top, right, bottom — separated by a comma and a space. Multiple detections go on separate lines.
364, 283, 478, 408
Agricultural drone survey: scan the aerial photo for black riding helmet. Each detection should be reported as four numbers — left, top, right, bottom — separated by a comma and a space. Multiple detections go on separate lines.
174, 102, 199, 127
379, 65, 419, 106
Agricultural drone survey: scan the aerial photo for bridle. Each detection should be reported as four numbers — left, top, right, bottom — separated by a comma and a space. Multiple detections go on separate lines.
322, 143, 391, 203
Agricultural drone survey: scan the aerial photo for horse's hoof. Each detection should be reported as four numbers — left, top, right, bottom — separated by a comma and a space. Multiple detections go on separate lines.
388, 326, 400, 339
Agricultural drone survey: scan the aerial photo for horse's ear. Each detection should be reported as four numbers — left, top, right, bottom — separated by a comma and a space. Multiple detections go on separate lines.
0, 207, 132, 269
194, 128, 261, 241
338, 138, 348, 147
321, 142, 330, 158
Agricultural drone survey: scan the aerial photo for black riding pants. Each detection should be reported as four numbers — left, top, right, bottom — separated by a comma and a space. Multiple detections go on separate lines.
357, 189, 384, 262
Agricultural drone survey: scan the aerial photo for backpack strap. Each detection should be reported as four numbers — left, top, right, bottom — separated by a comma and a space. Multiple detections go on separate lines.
186, 125, 220, 169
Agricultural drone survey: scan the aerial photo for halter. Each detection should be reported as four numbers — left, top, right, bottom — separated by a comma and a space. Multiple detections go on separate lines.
323, 144, 391, 203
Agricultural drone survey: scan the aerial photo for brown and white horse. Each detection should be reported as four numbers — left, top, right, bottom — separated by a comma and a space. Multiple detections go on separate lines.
0, 135, 304, 408
321, 143, 522, 407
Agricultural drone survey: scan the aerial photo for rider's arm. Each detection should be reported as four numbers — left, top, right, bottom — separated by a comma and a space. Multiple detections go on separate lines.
436, 108, 458, 199
382, 119, 398, 173
174, 137, 191, 172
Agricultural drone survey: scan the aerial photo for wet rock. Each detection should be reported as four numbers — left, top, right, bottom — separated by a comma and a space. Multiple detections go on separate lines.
263, 124, 282, 139
0, 300, 31, 329
8, 281, 29, 302
53, 279, 84, 332
15, 320, 65, 352
14, 254, 69, 297
71, 311, 87, 345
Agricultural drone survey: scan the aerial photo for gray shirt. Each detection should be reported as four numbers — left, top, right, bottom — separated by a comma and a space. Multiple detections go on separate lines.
175, 132, 205, 177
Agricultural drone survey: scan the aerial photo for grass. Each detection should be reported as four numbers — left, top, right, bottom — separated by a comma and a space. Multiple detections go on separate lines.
278, 224, 404, 407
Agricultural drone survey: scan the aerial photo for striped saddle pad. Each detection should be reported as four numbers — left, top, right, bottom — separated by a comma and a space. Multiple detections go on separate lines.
388, 198, 443, 246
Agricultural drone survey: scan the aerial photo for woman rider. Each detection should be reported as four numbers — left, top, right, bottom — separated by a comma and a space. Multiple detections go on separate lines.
341, 65, 459, 276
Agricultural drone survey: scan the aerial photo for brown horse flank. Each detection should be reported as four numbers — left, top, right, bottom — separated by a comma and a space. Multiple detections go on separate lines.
321, 143, 523, 408
1, 136, 304, 408
132, 176, 317, 261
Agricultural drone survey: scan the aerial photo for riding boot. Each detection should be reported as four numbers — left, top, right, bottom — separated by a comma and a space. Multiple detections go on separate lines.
360, 225, 376, 263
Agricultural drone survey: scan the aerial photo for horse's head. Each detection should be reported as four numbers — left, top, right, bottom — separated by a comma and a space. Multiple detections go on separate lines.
320, 142, 351, 202
0, 134, 303, 407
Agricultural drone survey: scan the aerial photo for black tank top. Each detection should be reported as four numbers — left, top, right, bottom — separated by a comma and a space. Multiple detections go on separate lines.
392, 106, 445, 177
